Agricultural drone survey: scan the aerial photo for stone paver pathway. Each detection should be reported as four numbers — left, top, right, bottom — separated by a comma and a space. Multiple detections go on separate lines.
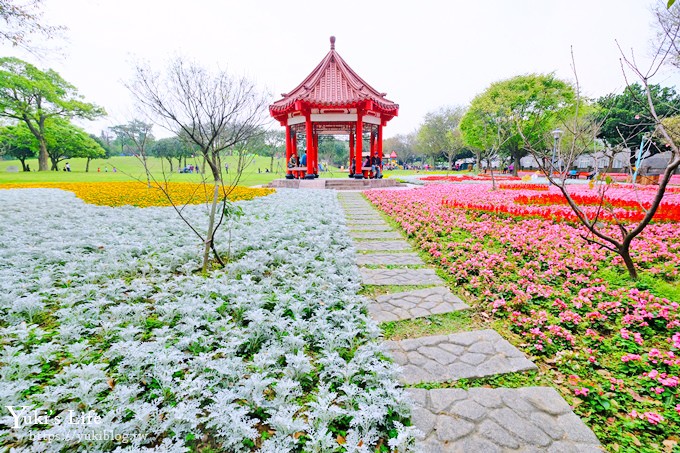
370, 287, 469, 323
355, 240, 413, 251
337, 192, 602, 452
408, 387, 602, 452
385, 330, 537, 384
360, 268, 443, 286
356, 252, 424, 265
346, 219, 390, 226
347, 224, 394, 232
350, 231, 403, 240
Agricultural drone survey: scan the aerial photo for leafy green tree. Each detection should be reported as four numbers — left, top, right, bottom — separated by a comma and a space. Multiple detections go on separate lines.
150, 136, 191, 172
263, 129, 285, 172
89, 133, 112, 163
416, 106, 466, 170
318, 135, 348, 167
596, 83, 679, 165
0, 57, 105, 171
43, 119, 105, 171
0, 122, 38, 170
461, 74, 575, 176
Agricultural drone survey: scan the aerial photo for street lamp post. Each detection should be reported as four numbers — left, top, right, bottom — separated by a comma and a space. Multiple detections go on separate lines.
551, 129, 563, 175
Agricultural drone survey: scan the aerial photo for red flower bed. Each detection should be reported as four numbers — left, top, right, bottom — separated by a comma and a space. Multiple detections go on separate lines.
421, 174, 521, 182
499, 183, 549, 191
440, 185, 680, 224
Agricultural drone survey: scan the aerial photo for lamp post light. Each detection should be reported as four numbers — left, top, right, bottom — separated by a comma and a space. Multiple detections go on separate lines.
551, 129, 563, 174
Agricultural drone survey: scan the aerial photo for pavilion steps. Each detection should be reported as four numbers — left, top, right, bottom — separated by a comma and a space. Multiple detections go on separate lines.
267, 178, 400, 190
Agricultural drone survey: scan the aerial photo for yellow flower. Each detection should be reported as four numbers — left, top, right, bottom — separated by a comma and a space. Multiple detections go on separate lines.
0, 182, 274, 207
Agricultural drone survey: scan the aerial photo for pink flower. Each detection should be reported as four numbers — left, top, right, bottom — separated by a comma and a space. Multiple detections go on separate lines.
574, 387, 589, 397
644, 412, 664, 425
659, 376, 678, 387
621, 353, 642, 362
672, 332, 680, 349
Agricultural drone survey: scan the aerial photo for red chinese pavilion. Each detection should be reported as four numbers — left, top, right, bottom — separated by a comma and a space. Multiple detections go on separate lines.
270, 36, 399, 179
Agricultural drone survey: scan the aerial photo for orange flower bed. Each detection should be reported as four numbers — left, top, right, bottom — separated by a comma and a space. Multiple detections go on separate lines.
0, 182, 274, 207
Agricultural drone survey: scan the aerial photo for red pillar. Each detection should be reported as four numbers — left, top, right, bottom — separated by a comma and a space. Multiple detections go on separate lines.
378, 124, 383, 168
349, 129, 355, 176
355, 112, 363, 177
313, 131, 319, 176
305, 113, 314, 178
291, 131, 299, 178
285, 124, 292, 178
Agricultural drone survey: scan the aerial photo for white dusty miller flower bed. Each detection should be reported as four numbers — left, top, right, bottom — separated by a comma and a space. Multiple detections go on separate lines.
0, 189, 416, 452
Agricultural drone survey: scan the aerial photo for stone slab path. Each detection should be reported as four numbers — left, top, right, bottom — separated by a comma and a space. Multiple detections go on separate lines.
408, 387, 602, 452
355, 240, 413, 251
337, 192, 602, 452
360, 268, 443, 286
356, 253, 424, 266
346, 220, 391, 227
350, 231, 403, 240
384, 330, 537, 384
370, 287, 469, 323
347, 224, 394, 232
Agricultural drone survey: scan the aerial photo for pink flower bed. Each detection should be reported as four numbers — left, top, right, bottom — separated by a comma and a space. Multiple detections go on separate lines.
365, 184, 680, 447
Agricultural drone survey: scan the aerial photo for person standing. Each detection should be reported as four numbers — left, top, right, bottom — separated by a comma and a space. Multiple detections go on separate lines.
65, 162, 71, 172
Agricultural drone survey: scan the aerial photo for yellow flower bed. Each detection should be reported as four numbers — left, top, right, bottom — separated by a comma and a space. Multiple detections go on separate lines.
0, 182, 274, 207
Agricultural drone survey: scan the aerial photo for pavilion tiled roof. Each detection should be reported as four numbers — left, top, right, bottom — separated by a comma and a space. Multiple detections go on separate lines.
270, 37, 398, 116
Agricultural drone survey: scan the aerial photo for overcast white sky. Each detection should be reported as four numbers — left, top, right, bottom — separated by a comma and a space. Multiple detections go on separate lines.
2, 0, 677, 138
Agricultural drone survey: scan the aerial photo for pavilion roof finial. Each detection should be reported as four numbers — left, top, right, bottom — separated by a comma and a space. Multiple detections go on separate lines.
330, 36, 336, 50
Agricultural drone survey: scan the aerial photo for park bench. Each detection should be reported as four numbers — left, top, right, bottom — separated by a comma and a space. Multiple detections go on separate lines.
287, 166, 309, 179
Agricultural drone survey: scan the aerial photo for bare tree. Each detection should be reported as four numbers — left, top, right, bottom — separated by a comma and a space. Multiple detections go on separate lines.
655, 3, 680, 69
127, 58, 269, 272
518, 42, 680, 279
111, 120, 154, 187
0, 0, 64, 52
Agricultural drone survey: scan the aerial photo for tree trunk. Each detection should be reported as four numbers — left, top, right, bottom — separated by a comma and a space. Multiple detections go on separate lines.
202, 181, 221, 273
177, 157, 182, 170
166, 157, 173, 172
19, 158, 27, 171
488, 159, 497, 190
270, 154, 274, 173
618, 243, 638, 280
142, 156, 151, 188
50, 157, 59, 171
38, 139, 49, 171
513, 152, 520, 177
475, 151, 482, 174
86, 157, 91, 172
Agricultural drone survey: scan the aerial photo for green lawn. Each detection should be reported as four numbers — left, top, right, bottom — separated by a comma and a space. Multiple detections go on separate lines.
0, 156, 294, 186
0, 156, 471, 186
